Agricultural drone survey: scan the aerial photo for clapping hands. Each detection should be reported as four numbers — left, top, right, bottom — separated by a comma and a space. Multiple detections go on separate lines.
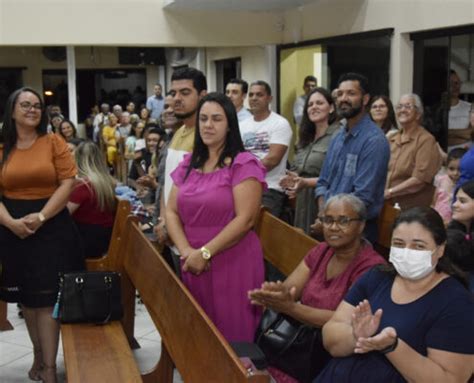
352, 300, 398, 354
248, 280, 297, 314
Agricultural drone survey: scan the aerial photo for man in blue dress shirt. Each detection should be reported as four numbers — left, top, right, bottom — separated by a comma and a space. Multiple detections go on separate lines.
315, 73, 390, 243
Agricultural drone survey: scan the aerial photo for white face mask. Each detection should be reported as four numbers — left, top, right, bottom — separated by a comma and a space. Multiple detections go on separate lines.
389, 247, 437, 280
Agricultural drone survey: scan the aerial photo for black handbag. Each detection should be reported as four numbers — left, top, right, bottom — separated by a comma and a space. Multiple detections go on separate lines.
255, 309, 331, 383
53, 271, 123, 324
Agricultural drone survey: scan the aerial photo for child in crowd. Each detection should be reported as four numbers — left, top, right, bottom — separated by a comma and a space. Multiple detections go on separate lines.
432, 147, 467, 223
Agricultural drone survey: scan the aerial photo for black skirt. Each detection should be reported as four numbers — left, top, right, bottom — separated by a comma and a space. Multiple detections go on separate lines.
0, 198, 85, 308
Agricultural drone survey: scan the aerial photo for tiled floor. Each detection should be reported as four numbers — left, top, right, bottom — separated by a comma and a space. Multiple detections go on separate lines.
0, 301, 183, 383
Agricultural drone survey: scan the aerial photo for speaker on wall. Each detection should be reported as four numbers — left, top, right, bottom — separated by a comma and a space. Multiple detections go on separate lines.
118, 47, 166, 66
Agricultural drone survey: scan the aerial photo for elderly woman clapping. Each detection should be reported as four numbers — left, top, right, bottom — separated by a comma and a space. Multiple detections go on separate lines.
249, 194, 385, 382
384, 94, 442, 209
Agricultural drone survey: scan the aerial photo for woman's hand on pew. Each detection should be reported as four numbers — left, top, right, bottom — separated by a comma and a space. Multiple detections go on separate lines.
248, 281, 297, 314
181, 247, 210, 275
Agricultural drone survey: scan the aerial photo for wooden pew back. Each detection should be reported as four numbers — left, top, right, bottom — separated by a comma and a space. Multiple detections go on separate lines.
85, 198, 131, 271
255, 207, 319, 276
376, 202, 400, 250
121, 218, 270, 383
84, 198, 136, 347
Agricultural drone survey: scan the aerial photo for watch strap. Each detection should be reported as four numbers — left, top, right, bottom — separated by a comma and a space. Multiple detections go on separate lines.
380, 336, 398, 354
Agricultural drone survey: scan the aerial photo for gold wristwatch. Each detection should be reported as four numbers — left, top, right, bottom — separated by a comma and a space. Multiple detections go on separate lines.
201, 246, 212, 260
38, 212, 46, 223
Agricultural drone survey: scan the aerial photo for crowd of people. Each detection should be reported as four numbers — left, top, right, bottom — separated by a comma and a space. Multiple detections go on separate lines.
0, 66, 473, 383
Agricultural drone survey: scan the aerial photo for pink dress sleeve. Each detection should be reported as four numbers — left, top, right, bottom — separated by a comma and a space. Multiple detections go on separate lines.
231, 152, 267, 190
170, 153, 192, 187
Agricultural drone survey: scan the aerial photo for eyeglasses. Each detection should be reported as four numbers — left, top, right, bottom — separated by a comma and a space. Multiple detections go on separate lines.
395, 104, 417, 111
18, 102, 42, 112
371, 104, 387, 110
318, 216, 362, 228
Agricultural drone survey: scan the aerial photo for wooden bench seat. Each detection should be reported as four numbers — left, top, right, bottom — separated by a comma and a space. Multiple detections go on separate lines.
59, 206, 327, 382
61, 321, 142, 383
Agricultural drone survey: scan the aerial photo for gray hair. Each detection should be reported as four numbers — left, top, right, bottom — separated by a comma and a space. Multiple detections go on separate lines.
323, 194, 367, 221
400, 93, 424, 119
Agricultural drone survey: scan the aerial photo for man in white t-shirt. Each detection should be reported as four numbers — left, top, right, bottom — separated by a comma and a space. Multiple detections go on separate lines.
240, 81, 293, 218
448, 70, 473, 150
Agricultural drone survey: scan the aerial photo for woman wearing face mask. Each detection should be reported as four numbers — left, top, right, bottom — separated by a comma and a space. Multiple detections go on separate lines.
317, 207, 473, 383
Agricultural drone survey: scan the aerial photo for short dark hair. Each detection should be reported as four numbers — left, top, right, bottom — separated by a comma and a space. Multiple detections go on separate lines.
337, 72, 370, 95
447, 147, 467, 164
1, 87, 48, 165
304, 75, 318, 85
227, 78, 249, 94
147, 127, 166, 138
250, 80, 272, 96
171, 67, 207, 94
185, 92, 245, 179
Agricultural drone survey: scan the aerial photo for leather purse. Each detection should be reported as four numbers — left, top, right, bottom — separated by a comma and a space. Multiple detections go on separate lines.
53, 271, 123, 324
255, 309, 331, 383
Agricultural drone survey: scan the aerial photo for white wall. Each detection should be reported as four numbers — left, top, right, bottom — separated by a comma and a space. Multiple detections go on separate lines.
282, 0, 474, 101
0, 0, 282, 46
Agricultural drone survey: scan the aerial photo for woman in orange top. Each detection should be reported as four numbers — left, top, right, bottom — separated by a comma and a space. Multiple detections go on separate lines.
0, 87, 84, 383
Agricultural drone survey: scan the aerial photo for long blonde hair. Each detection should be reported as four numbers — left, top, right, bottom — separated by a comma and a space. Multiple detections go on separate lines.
74, 141, 116, 212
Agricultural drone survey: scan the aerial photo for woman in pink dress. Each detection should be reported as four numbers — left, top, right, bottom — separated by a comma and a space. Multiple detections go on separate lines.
166, 92, 266, 342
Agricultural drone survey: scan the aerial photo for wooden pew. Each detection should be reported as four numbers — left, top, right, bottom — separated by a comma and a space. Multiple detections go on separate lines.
84, 198, 138, 349
62, 215, 270, 383
255, 207, 319, 276
60, 206, 314, 382
375, 202, 400, 256
121, 217, 270, 383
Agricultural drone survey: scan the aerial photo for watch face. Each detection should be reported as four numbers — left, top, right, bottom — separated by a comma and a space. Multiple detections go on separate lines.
202, 251, 211, 260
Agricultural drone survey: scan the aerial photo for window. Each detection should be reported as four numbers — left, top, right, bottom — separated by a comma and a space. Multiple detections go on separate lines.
215, 58, 241, 93
0, 68, 23, 123
42, 69, 147, 121
412, 25, 474, 150
278, 29, 392, 124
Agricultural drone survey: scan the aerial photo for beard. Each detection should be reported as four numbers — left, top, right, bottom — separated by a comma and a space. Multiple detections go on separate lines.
174, 108, 196, 120
337, 100, 363, 119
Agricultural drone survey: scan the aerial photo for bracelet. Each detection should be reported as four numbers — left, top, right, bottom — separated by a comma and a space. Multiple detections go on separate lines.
380, 336, 398, 354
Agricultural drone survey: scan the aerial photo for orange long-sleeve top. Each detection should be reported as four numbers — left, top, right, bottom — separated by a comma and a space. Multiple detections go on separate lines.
0, 133, 76, 200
